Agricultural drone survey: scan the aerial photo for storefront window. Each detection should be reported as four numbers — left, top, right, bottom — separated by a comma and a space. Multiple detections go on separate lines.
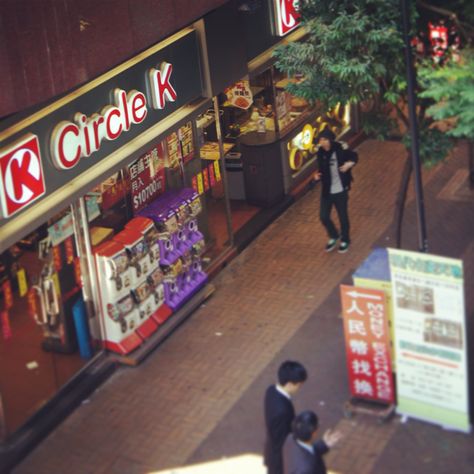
0, 207, 98, 436
84, 121, 218, 356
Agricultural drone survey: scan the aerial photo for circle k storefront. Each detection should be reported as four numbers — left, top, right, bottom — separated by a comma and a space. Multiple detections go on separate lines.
0, 0, 357, 464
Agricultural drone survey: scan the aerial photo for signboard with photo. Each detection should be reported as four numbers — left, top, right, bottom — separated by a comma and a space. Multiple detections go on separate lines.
388, 248, 470, 432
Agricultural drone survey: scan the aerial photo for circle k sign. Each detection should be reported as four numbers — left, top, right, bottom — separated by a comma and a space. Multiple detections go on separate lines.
0, 134, 46, 218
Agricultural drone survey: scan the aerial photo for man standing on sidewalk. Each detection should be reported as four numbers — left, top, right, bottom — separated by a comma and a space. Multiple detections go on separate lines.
264, 361, 308, 474
314, 129, 358, 253
283, 410, 342, 474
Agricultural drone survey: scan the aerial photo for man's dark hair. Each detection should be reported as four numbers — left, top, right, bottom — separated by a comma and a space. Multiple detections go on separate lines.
292, 411, 319, 442
317, 128, 336, 142
277, 361, 307, 385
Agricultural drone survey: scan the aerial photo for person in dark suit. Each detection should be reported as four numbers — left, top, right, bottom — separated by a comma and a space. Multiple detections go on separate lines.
283, 411, 342, 474
264, 361, 308, 474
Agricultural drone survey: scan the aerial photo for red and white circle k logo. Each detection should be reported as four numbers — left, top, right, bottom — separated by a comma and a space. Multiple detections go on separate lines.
0, 134, 46, 218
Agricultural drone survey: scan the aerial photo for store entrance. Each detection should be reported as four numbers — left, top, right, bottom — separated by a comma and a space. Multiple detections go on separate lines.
0, 208, 96, 438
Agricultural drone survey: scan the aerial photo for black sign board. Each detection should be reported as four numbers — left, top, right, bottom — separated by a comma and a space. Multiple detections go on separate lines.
0, 30, 203, 224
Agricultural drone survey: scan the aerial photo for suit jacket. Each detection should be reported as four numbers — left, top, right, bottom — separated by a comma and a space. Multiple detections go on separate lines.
283, 435, 329, 474
264, 385, 295, 474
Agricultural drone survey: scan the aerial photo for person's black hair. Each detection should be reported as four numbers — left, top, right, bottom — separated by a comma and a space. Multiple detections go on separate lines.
277, 361, 307, 385
317, 128, 336, 142
292, 410, 319, 442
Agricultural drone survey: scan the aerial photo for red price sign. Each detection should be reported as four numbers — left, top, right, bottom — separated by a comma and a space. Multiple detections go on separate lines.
340, 285, 395, 404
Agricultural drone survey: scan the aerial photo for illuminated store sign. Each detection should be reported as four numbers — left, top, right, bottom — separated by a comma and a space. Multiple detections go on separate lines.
0, 30, 203, 223
274, 0, 300, 36
0, 134, 46, 217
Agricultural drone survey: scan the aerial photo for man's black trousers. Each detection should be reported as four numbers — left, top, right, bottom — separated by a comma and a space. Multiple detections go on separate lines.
319, 190, 350, 243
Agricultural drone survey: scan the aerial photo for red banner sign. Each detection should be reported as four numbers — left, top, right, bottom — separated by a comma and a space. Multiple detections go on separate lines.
340, 285, 395, 404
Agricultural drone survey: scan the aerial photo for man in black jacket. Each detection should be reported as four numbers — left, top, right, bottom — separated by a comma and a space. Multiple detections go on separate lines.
283, 411, 342, 474
314, 129, 358, 253
264, 361, 308, 474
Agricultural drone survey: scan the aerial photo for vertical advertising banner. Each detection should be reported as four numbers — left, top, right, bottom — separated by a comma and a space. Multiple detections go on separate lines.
388, 248, 470, 432
340, 285, 395, 404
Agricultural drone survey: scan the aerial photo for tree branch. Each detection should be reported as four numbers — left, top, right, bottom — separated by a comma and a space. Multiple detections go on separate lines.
394, 102, 410, 127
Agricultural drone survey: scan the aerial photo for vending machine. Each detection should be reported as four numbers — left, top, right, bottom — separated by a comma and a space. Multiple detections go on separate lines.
126, 216, 172, 327
94, 240, 143, 354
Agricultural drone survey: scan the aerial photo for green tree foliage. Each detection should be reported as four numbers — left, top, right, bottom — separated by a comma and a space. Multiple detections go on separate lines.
273, 0, 407, 110
419, 50, 474, 140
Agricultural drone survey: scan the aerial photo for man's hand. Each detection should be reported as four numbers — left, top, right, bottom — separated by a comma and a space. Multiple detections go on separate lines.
323, 429, 343, 448
313, 171, 321, 181
339, 161, 355, 173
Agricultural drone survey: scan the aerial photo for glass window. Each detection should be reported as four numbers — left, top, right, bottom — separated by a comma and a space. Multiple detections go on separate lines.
0, 207, 97, 437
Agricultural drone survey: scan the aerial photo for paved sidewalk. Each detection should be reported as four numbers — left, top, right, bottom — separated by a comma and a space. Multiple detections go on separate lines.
13, 139, 474, 474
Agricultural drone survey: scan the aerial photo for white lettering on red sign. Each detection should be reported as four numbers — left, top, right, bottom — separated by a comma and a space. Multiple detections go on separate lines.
0, 134, 46, 217
274, 0, 300, 36
148, 62, 177, 110
50, 89, 148, 170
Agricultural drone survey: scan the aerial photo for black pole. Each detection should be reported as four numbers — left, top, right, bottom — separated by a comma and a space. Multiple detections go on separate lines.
400, 0, 428, 252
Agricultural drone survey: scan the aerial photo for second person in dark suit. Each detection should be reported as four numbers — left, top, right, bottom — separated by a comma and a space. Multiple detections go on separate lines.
283, 411, 342, 474
264, 361, 308, 474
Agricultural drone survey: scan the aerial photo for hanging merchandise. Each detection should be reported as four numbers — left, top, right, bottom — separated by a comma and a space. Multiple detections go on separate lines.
64, 237, 75, 264
208, 163, 216, 187
1, 310, 12, 340
52, 245, 63, 272
17, 268, 28, 297
2, 279, 14, 309
27, 287, 38, 319
213, 160, 221, 182
73, 257, 82, 287
197, 172, 204, 195
203, 167, 210, 192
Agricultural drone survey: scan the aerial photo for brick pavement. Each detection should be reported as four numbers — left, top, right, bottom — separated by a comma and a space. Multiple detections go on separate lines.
13, 139, 473, 474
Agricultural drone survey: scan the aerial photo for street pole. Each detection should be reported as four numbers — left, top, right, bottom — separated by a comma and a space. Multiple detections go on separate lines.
400, 0, 429, 252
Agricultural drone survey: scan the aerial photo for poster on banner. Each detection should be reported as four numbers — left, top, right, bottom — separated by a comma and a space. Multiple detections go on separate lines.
128, 144, 166, 214
340, 285, 395, 404
388, 248, 470, 432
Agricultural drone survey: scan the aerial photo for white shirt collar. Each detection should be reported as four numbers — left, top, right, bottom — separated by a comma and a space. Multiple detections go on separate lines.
296, 439, 314, 454
275, 384, 291, 400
